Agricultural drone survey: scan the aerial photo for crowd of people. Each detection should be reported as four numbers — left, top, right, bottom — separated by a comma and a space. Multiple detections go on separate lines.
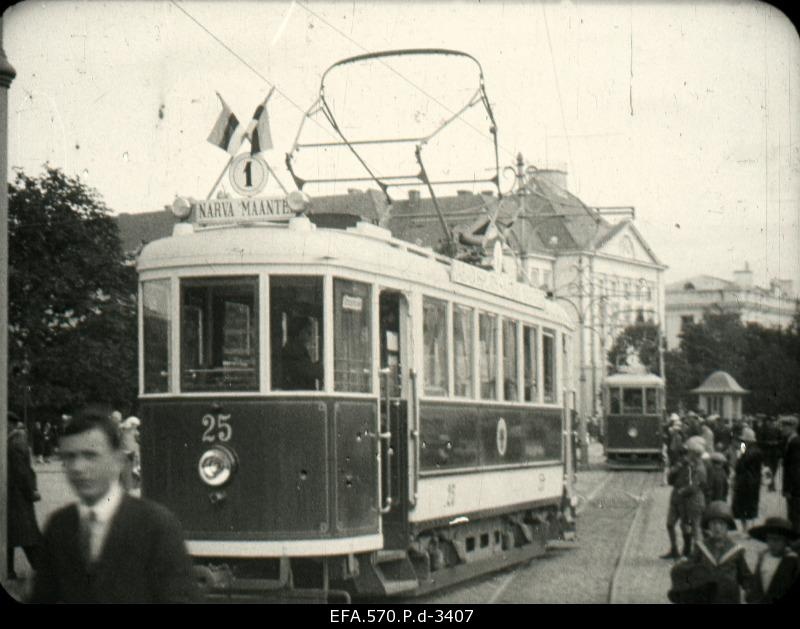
661, 409, 800, 603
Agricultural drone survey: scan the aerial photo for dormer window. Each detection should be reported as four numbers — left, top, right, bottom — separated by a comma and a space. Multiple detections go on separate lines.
683, 282, 695, 290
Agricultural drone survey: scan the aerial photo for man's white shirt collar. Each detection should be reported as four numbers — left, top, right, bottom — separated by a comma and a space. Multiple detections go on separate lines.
79, 480, 124, 524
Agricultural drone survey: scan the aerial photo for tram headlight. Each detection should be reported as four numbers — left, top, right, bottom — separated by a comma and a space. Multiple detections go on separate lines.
627, 426, 639, 439
198, 445, 237, 487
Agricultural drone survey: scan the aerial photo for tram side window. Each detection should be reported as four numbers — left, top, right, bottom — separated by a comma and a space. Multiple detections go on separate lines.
609, 388, 622, 414
623, 388, 644, 414
423, 297, 448, 396
143, 280, 171, 393
523, 325, 538, 402
453, 305, 474, 397
502, 319, 518, 401
542, 330, 556, 403
271, 276, 324, 391
334, 279, 372, 393
645, 388, 658, 414
180, 277, 258, 392
479, 313, 498, 400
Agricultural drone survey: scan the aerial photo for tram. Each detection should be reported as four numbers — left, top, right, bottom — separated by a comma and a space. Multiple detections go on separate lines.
603, 372, 666, 470
136, 204, 578, 600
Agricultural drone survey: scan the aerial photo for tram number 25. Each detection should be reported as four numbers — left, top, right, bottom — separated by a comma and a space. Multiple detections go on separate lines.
201, 413, 233, 443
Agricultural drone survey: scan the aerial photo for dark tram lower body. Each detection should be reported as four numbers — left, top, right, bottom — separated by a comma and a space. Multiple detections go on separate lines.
140, 397, 575, 601
605, 413, 664, 470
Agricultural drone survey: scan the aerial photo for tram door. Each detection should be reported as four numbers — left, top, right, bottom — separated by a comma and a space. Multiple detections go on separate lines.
379, 291, 413, 547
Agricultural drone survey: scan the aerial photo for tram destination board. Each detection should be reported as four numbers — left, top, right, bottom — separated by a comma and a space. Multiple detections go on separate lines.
192, 196, 294, 224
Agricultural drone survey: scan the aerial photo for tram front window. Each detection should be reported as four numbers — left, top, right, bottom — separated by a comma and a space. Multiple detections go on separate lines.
180, 277, 259, 392
645, 388, 658, 414
623, 388, 644, 414
143, 279, 171, 393
271, 276, 324, 391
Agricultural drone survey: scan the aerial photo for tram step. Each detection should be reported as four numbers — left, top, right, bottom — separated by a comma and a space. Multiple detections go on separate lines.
382, 579, 420, 596
375, 550, 409, 563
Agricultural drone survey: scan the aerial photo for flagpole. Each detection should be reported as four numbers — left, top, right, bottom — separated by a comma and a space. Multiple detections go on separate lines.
207, 155, 234, 200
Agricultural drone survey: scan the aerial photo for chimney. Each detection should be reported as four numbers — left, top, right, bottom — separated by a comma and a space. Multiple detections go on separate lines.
408, 190, 420, 203
733, 262, 753, 289
534, 168, 568, 191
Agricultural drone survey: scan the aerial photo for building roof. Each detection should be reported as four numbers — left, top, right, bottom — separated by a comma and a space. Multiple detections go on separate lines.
116, 210, 179, 253
114, 176, 660, 268
690, 370, 748, 395
666, 275, 737, 292
604, 372, 665, 387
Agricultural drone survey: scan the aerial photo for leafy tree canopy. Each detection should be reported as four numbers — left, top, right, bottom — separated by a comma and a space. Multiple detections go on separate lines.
8, 167, 138, 416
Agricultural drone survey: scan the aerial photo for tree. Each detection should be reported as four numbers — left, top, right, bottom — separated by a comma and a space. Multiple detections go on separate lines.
665, 310, 800, 415
607, 321, 662, 375
8, 167, 138, 418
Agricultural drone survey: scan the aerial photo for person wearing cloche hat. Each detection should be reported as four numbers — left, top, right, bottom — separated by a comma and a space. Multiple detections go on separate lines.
732, 427, 763, 534
671, 501, 752, 604
746, 517, 800, 603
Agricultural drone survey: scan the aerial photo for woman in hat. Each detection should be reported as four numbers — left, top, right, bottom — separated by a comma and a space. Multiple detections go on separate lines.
672, 501, 752, 604
732, 427, 763, 533
746, 517, 799, 603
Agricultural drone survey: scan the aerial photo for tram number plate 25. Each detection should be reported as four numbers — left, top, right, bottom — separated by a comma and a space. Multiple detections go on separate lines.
201, 413, 233, 443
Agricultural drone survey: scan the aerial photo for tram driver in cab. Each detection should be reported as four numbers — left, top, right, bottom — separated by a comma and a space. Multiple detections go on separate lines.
280, 316, 323, 390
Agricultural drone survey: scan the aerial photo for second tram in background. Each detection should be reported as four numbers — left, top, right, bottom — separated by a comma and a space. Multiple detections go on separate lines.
603, 371, 665, 470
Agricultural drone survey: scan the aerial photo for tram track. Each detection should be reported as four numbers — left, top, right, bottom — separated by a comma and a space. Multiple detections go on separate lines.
606, 471, 659, 604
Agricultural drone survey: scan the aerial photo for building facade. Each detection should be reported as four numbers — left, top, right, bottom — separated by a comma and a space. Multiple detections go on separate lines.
665, 264, 797, 349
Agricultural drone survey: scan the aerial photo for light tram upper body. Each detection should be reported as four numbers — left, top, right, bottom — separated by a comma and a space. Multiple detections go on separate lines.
136, 199, 578, 600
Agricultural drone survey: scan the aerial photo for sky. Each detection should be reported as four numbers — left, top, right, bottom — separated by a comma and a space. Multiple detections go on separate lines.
4, 0, 799, 289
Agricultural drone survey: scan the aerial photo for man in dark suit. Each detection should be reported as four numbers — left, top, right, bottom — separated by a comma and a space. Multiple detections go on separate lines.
30, 407, 198, 603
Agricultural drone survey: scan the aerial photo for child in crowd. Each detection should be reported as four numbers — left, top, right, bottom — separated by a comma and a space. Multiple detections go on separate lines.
669, 501, 751, 604
746, 517, 799, 604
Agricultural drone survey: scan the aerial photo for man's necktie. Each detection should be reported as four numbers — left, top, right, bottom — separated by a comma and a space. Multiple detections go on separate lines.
80, 509, 97, 565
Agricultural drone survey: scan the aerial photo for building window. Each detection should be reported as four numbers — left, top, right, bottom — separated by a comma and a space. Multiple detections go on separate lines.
529, 268, 540, 288
681, 315, 694, 329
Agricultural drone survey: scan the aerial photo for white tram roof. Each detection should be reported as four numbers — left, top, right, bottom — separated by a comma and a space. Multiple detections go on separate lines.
138, 217, 572, 327
603, 372, 665, 387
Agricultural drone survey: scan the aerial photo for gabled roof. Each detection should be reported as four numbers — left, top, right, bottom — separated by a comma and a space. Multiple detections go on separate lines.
690, 370, 748, 395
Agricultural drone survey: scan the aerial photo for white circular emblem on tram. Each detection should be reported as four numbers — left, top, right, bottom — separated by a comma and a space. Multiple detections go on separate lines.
496, 418, 508, 457
230, 154, 269, 196
627, 426, 639, 439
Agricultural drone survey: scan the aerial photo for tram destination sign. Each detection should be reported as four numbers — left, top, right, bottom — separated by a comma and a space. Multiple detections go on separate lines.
193, 196, 294, 225
450, 260, 545, 309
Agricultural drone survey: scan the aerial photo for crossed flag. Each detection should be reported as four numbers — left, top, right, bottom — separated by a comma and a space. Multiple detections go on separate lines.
207, 88, 275, 156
